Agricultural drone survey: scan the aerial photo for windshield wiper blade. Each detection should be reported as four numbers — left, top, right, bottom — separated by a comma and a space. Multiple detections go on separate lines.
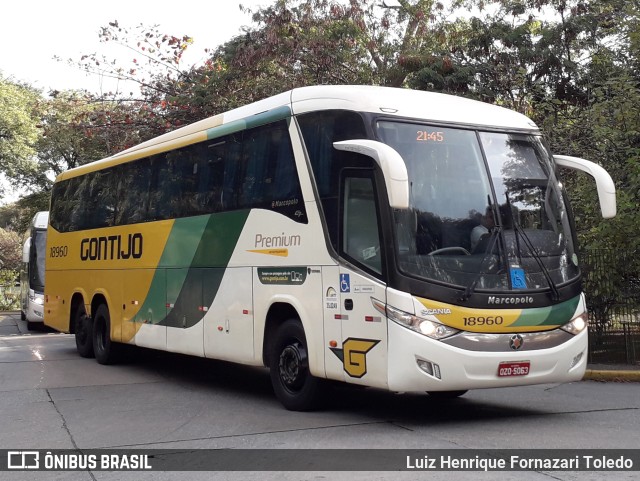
459, 226, 502, 302
505, 195, 561, 301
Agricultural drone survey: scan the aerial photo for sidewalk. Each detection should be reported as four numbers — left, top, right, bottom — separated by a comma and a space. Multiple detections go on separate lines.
0, 310, 30, 336
0, 310, 639, 381
583, 364, 640, 382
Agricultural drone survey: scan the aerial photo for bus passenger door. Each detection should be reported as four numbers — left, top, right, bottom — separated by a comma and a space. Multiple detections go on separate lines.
334, 171, 388, 389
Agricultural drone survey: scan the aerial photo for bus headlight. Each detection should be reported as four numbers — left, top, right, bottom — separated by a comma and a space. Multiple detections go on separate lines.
561, 313, 588, 335
29, 294, 44, 306
372, 298, 459, 340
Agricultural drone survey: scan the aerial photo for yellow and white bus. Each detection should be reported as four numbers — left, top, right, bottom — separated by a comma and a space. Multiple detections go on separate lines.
45, 86, 616, 410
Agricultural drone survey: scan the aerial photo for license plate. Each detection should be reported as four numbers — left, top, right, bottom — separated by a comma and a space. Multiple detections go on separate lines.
498, 361, 530, 377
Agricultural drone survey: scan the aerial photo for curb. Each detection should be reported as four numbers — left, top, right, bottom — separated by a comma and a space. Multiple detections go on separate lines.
583, 370, 640, 382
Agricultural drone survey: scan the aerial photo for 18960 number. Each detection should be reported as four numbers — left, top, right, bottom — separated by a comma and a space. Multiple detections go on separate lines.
463, 316, 504, 327
50, 246, 68, 258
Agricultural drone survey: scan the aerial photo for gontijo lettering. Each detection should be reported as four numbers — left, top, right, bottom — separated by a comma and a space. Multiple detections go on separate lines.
80, 233, 143, 261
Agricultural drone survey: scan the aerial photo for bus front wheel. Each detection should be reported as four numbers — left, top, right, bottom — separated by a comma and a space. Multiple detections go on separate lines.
74, 306, 94, 358
269, 319, 322, 411
92, 304, 122, 365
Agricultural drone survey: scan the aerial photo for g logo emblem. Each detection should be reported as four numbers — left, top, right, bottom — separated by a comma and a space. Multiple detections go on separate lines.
330, 338, 380, 378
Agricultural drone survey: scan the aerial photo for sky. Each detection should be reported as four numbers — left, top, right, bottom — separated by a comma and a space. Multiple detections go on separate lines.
0, 0, 269, 205
0, 0, 268, 94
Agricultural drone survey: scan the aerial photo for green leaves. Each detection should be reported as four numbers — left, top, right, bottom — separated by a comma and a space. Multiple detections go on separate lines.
0, 77, 41, 193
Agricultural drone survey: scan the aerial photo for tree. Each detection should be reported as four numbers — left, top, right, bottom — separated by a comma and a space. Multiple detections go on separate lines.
0, 227, 21, 271
230, 0, 456, 88
35, 90, 153, 190
0, 76, 42, 195
0, 191, 50, 235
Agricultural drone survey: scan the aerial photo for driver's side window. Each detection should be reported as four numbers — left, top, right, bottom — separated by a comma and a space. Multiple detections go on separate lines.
342, 175, 382, 275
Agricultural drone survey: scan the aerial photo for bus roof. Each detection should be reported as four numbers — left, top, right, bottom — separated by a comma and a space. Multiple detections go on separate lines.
289, 85, 538, 131
55, 85, 539, 182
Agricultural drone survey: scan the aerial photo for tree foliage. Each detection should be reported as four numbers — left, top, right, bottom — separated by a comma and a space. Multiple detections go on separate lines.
0, 76, 41, 194
0, 226, 21, 271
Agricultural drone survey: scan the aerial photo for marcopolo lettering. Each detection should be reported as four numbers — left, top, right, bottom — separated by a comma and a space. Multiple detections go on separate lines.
80, 233, 143, 261
487, 296, 534, 305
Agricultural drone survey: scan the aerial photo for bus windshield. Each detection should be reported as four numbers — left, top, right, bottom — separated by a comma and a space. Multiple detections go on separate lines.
30, 229, 47, 291
376, 121, 578, 292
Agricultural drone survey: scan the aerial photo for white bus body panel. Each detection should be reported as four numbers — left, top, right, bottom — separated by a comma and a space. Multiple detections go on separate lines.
334, 269, 388, 389
24, 289, 45, 323
134, 322, 167, 351
204, 267, 254, 363
387, 322, 587, 392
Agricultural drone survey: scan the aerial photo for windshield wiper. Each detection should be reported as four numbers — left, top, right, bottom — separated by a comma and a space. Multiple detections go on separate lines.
504, 195, 561, 301
459, 225, 502, 302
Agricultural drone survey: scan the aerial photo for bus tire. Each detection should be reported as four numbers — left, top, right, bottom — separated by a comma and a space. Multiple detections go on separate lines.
92, 304, 122, 365
27, 321, 38, 331
74, 306, 94, 358
269, 319, 322, 411
427, 390, 468, 399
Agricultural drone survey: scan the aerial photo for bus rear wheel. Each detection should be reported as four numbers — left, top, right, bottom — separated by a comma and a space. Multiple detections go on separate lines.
92, 304, 122, 365
74, 306, 94, 358
269, 319, 322, 411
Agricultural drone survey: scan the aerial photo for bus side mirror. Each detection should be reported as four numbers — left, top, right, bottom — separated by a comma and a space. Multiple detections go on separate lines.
23, 238, 31, 263
554, 155, 617, 219
334, 140, 409, 209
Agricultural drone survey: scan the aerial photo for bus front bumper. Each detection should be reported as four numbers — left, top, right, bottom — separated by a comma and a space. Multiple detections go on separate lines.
387, 321, 588, 392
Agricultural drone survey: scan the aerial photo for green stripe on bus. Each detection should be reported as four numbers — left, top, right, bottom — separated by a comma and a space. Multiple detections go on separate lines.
132, 216, 209, 326
206, 106, 291, 141
131, 211, 250, 328
511, 296, 580, 327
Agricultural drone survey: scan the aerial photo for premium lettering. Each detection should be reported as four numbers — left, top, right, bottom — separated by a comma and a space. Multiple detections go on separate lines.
254, 233, 301, 249
80, 233, 143, 261
487, 296, 534, 305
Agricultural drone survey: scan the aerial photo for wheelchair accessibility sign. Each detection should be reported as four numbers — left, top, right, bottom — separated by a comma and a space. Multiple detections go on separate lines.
340, 274, 350, 293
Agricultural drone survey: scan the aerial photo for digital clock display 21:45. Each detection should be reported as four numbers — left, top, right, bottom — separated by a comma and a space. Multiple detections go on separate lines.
416, 130, 445, 142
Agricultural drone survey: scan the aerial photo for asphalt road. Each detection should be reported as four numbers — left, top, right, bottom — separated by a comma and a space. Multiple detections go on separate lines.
1, 312, 639, 481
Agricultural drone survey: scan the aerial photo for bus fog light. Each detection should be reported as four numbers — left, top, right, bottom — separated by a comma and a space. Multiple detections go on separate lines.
417, 358, 441, 379
561, 313, 588, 335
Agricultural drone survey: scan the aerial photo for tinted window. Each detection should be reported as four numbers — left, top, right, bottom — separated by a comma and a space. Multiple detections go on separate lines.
343, 176, 382, 275
297, 110, 367, 251
49, 120, 306, 232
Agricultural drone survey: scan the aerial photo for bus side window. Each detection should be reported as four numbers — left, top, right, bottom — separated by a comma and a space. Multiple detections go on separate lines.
240, 127, 269, 208
198, 142, 225, 213
342, 174, 383, 275
115, 160, 150, 225
50, 180, 72, 232
298, 110, 368, 251
222, 134, 243, 211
